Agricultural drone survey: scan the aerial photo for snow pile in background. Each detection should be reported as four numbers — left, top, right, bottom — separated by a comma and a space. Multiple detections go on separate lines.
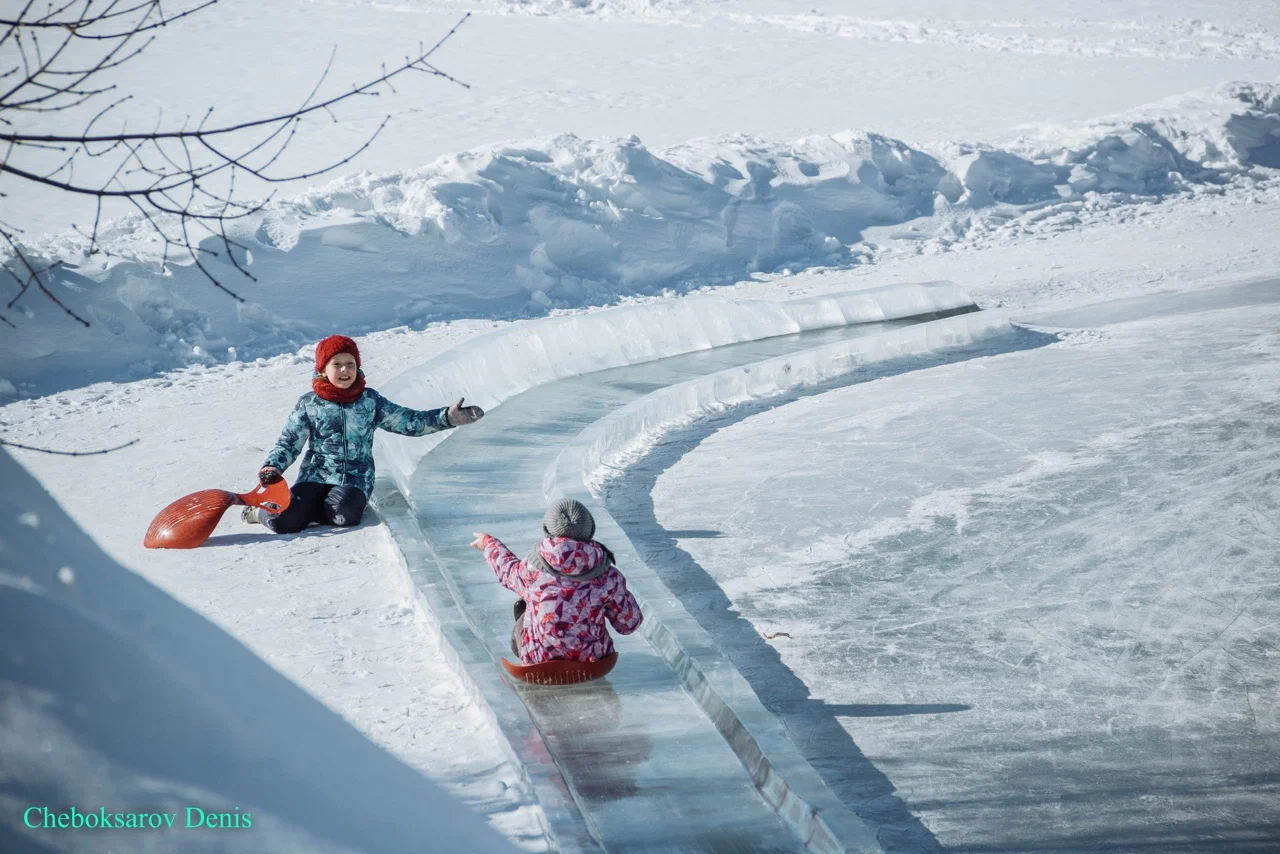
932, 83, 1280, 209
1010, 83, 1280, 177
374, 282, 976, 491
4, 82, 1278, 397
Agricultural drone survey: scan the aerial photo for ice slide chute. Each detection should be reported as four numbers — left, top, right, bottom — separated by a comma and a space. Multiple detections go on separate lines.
373, 287, 1010, 851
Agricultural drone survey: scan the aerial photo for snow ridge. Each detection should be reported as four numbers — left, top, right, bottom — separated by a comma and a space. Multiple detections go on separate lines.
4, 82, 1278, 397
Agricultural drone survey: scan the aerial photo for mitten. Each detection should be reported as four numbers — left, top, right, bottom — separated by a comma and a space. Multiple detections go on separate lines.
448, 397, 484, 427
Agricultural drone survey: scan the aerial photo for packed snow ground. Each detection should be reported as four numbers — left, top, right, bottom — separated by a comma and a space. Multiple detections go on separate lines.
5, 0, 1280, 849
2, 320, 553, 851
1, 452, 521, 854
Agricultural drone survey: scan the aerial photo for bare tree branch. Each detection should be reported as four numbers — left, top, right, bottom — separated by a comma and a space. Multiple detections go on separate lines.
0, 0, 218, 41
2, 41, 467, 144
0, 2, 471, 334
0, 437, 139, 455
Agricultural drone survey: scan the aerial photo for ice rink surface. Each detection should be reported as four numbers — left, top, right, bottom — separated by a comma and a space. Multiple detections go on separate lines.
608, 278, 1280, 851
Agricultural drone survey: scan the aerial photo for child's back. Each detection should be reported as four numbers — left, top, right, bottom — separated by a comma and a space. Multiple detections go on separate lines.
473, 499, 642, 665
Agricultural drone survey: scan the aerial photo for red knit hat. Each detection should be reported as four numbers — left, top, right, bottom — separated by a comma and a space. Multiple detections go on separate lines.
314, 335, 361, 374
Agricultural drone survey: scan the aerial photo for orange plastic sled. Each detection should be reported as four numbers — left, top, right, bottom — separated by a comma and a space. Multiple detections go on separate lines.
501, 653, 618, 686
144, 479, 291, 549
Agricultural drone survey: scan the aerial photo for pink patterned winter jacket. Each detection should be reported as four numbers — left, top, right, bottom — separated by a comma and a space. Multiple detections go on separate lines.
481, 534, 643, 665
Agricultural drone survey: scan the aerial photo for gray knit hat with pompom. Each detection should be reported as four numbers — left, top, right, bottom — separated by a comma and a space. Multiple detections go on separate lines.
543, 497, 596, 541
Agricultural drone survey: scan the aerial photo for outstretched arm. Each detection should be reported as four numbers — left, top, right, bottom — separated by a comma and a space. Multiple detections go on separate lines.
471, 533, 539, 598
263, 397, 310, 475
372, 390, 452, 437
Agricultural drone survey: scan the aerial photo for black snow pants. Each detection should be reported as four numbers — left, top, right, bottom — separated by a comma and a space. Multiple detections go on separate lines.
512, 599, 528, 659
262, 481, 367, 534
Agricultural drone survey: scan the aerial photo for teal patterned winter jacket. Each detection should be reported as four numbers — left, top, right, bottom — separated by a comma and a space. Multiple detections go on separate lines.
264, 389, 453, 497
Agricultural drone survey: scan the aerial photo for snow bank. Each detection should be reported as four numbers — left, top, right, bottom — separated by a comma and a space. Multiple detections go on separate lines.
0, 450, 518, 853
1006, 83, 1280, 183
373, 282, 976, 493
5, 82, 1278, 397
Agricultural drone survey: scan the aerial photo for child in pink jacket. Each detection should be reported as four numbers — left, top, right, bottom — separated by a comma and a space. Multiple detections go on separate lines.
470, 499, 643, 664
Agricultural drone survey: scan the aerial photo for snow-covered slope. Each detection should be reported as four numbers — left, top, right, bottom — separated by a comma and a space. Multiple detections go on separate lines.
0, 450, 520, 854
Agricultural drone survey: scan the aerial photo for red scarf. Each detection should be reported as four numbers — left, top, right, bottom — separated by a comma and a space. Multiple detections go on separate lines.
312, 371, 366, 404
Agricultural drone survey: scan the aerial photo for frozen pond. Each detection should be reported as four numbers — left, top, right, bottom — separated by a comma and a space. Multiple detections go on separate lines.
606, 281, 1280, 851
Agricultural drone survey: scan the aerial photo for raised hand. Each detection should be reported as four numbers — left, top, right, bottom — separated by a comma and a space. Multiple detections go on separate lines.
470, 532, 489, 551
448, 397, 485, 427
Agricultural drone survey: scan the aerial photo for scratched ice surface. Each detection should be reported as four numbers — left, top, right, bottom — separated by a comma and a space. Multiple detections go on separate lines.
610, 282, 1280, 852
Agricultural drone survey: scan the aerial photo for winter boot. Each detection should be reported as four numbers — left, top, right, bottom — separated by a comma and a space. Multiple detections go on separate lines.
241, 506, 262, 525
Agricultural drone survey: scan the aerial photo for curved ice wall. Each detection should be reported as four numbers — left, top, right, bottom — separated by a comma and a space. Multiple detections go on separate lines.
374, 280, 975, 494
544, 309, 1015, 501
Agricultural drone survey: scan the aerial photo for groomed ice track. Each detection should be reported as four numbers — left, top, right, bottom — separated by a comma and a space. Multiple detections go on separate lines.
370, 284, 1021, 852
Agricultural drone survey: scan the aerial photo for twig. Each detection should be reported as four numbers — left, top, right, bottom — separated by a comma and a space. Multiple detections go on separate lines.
0, 3, 471, 328
0, 437, 140, 455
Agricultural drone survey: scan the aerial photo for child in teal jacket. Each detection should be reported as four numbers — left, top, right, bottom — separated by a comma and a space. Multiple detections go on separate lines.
246, 334, 483, 534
